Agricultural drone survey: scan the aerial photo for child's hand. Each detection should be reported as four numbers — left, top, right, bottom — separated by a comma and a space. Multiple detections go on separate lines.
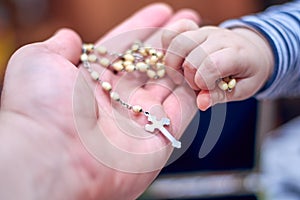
163, 22, 274, 111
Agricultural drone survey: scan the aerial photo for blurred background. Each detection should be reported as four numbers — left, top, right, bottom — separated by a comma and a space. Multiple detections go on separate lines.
1, 0, 298, 199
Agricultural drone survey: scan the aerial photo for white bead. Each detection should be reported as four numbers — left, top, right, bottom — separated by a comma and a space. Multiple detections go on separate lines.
157, 69, 166, 78
90, 71, 100, 81
147, 69, 157, 79
132, 105, 143, 113
156, 51, 164, 59
148, 48, 157, 55
125, 64, 136, 72
123, 60, 132, 67
149, 56, 159, 65
218, 80, 228, 91
110, 92, 120, 101
139, 48, 147, 56
101, 82, 112, 91
96, 46, 107, 55
155, 62, 165, 70
228, 78, 237, 89
88, 54, 98, 62
131, 43, 140, 51
80, 53, 88, 62
136, 62, 149, 72
99, 58, 110, 67
83, 44, 94, 52
112, 61, 124, 71
123, 54, 135, 62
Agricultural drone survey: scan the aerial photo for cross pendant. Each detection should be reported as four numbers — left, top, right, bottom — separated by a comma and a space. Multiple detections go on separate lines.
144, 113, 181, 148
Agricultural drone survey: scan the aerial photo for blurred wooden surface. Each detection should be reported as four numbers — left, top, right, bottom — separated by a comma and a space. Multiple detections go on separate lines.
15, 0, 263, 46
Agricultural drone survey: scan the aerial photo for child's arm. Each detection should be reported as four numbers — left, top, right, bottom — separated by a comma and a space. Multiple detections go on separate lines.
163, 0, 300, 111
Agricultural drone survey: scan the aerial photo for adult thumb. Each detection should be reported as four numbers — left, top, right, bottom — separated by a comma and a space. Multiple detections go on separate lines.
44, 28, 82, 65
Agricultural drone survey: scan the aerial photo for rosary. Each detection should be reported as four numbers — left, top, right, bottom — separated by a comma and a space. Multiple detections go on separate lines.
80, 41, 236, 149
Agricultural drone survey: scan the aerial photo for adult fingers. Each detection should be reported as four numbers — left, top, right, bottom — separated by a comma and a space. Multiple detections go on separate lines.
98, 3, 174, 44
43, 28, 82, 65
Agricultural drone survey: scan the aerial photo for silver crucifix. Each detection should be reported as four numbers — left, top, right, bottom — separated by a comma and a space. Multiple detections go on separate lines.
144, 113, 181, 148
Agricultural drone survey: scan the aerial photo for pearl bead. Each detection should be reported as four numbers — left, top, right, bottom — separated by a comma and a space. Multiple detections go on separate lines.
156, 62, 165, 70
91, 71, 100, 81
150, 56, 159, 65
83, 44, 94, 52
147, 69, 157, 79
132, 105, 143, 113
96, 46, 107, 55
110, 92, 120, 101
80, 53, 88, 62
99, 58, 110, 67
136, 62, 149, 72
131, 43, 140, 51
139, 48, 147, 56
125, 64, 136, 72
228, 78, 237, 89
148, 48, 157, 55
157, 69, 166, 78
123, 54, 135, 62
101, 82, 112, 91
156, 51, 164, 59
112, 61, 124, 71
218, 80, 228, 91
88, 54, 98, 62
123, 60, 132, 67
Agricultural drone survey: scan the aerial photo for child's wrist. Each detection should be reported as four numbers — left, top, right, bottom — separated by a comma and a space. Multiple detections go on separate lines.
231, 27, 274, 82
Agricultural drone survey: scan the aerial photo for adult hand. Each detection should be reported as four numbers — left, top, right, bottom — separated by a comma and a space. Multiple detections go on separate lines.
0, 3, 199, 200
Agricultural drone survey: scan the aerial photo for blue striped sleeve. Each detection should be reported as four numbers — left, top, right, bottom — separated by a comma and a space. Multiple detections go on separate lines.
219, 0, 300, 99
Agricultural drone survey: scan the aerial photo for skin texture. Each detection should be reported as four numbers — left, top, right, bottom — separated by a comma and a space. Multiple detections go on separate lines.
0, 3, 200, 200
163, 22, 274, 111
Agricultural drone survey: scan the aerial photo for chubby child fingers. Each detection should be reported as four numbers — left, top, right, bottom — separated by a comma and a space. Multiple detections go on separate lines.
164, 30, 205, 85
194, 48, 245, 91
162, 20, 199, 85
196, 78, 256, 111
162, 19, 199, 50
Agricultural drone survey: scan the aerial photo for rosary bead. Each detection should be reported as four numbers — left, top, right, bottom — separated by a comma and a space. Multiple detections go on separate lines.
218, 80, 228, 91
149, 55, 159, 65
147, 69, 157, 79
156, 51, 164, 59
228, 78, 237, 89
131, 43, 140, 51
88, 54, 98, 62
157, 69, 166, 78
132, 105, 143, 113
123, 60, 133, 67
112, 61, 124, 71
155, 62, 165, 70
99, 58, 110, 67
96, 46, 107, 55
110, 92, 120, 101
123, 54, 135, 62
101, 81, 112, 91
80, 53, 88, 62
83, 44, 94, 52
138, 48, 147, 56
91, 71, 100, 81
125, 64, 136, 72
148, 48, 157, 55
136, 62, 149, 72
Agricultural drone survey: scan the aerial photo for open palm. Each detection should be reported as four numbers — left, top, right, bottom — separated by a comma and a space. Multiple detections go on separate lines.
1, 4, 199, 200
